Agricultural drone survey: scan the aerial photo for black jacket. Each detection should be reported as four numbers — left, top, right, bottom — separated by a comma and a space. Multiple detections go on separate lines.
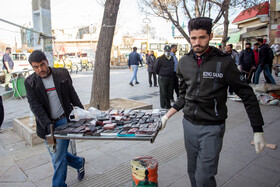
173, 47, 264, 132
239, 48, 255, 69
128, 51, 142, 66
154, 55, 174, 76
259, 44, 270, 66
25, 68, 83, 139
146, 55, 156, 72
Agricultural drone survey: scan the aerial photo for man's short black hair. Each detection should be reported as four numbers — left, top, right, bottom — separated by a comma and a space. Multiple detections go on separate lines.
257, 38, 263, 44
28, 50, 47, 64
171, 44, 177, 49
133, 47, 137, 51
188, 17, 212, 35
227, 44, 233, 49
254, 43, 259, 46
5, 47, 11, 51
245, 43, 251, 46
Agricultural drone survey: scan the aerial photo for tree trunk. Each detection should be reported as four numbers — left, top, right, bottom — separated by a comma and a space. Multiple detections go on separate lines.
89, 0, 120, 110
222, 8, 229, 49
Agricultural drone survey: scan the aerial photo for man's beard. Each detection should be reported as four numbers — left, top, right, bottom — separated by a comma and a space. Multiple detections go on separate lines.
193, 44, 209, 54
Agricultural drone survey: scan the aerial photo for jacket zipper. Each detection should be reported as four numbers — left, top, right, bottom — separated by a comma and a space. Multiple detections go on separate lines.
193, 59, 202, 122
214, 98, 219, 117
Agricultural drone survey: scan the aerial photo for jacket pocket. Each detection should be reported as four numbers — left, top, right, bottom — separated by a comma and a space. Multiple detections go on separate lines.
214, 98, 219, 117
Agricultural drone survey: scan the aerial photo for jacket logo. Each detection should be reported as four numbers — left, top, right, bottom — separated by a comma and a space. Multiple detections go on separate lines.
203, 72, 224, 79
240, 75, 246, 82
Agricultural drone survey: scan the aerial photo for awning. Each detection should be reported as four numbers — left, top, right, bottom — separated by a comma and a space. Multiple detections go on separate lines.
237, 23, 268, 39
228, 32, 241, 43
241, 27, 268, 38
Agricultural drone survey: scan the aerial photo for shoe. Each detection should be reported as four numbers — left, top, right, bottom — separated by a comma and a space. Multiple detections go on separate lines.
135, 82, 140, 84
154, 85, 158, 87
77, 157, 85, 181
150, 85, 152, 87
129, 82, 134, 86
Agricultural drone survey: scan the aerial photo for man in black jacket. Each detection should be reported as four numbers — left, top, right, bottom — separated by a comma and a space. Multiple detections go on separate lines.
146, 50, 157, 87
25, 51, 85, 187
154, 45, 174, 109
160, 17, 266, 187
254, 38, 276, 84
239, 42, 256, 83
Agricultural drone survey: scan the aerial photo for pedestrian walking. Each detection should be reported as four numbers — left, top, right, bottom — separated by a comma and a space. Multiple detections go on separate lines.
160, 17, 266, 187
154, 45, 174, 109
25, 50, 85, 187
2, 47, 14, 91
146, 50, 157, 87
170, 44, 179, 102
225, 44, 239, 95
128, 47, 143, 86
254, 38, 276, 84
239, 43, 256, 83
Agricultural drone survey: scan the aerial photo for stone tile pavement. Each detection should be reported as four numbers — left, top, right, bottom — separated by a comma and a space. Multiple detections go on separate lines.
0, 68, 279, 186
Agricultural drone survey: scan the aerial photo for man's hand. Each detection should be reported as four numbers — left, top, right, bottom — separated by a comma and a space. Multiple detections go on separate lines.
254, 132, 266, 154
160, 115, 169, 131
237, 65, 242, 71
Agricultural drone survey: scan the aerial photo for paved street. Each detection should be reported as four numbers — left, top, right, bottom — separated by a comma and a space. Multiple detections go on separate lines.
0, 67, 280, 187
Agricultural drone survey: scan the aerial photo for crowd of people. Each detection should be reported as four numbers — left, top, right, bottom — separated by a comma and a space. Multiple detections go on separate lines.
224, 38, 276, 87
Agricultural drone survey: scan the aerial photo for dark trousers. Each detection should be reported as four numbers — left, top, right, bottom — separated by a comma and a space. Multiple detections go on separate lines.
228, 86, 233, 94
264, 64, 272, 83
172, 72, 179, 99
158, 75, 173, 109
183, 118, 225, 187
148, 72, 157, 86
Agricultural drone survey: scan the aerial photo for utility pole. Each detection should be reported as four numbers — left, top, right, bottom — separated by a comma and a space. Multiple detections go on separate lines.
32, 0, 54, 66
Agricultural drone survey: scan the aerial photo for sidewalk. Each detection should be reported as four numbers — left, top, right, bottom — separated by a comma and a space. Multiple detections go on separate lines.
0, 68, 279, 187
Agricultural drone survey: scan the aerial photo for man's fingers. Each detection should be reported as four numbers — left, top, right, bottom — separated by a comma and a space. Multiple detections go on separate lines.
255, 143, 260, 153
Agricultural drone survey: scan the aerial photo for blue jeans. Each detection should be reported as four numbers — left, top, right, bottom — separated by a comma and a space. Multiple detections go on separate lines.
130, 65, 139, 83
45, 117, 83, 187
254, 64, 276, 84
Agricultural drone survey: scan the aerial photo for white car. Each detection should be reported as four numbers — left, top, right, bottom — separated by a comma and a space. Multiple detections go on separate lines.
11, 53, 32, 72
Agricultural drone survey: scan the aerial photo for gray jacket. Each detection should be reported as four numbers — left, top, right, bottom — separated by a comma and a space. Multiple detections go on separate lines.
146, 55, 156, 72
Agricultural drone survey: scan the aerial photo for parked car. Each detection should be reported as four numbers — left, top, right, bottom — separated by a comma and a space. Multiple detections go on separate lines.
11, 53, 32, 72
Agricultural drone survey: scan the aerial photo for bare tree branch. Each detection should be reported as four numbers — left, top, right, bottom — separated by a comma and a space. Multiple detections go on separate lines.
183, 0, 193, 19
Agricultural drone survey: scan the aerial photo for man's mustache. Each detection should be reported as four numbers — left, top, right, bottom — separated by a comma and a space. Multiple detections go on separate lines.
193, 45, 202, 48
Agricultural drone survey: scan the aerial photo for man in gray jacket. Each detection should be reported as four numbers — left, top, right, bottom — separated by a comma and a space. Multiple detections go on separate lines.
146, 50, 157, 87
160, 17, 266, 187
